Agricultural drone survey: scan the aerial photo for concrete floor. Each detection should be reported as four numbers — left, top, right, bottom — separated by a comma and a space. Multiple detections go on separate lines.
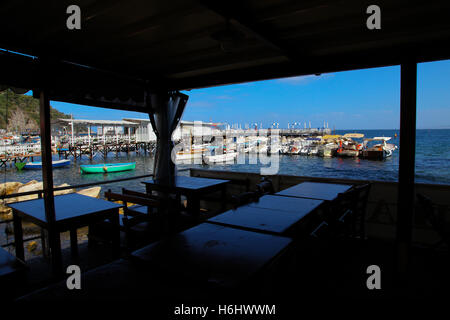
9, 236, 450, 302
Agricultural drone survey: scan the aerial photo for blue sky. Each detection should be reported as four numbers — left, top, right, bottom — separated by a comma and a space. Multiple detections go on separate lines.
49, 59, 450, 130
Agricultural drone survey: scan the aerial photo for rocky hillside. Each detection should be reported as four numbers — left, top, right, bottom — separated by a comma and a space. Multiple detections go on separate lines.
0, 89, 70, 132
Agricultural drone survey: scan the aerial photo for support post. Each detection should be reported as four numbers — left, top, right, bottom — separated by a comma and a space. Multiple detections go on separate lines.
71, 114, 74, 145
147, 91, 188, 231
39, 90, 62, 277
396, 62, 417, 279
148, 91, 188, 184
88, 125, 91, 146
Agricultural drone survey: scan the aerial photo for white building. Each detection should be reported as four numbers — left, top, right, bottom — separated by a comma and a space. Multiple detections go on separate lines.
123, 118, 224, 142
122, 118, 157, 142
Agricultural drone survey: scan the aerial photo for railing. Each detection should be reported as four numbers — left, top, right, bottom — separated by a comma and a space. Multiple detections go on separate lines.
0, 143, 41, 155
0, 166, 191, 209
62, 134, 144, 145
0, 173, 154, 203
189, 168, 450, 245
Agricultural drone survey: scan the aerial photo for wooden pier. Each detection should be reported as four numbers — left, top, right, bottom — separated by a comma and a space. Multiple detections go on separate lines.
0, 153, 40, 168
278, 128, 332, 137
58, 141, 155, 161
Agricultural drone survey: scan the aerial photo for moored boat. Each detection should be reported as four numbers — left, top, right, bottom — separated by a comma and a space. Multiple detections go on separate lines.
80, 162, 136, 174
203, 151, 238, 164
17, 159, 71, 170
336, 138, 362, 158
360, 137, 397, 160
174, 148, 206, 163
321, 143, 338, 157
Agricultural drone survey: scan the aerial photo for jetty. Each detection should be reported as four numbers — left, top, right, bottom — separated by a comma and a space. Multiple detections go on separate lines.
0, 153, 41, 168
57, 141, 155, 161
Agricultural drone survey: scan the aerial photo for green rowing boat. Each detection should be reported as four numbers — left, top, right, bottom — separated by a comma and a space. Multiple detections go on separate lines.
15, 162, 26, 170
80, 162, 136, 174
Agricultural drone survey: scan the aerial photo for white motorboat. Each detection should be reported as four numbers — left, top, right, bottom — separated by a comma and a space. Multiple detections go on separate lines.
203, 151, 238, 164
361, 137, 397, 160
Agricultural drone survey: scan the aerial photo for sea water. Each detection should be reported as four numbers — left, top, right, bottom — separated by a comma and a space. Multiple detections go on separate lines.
0, 129, 449, 194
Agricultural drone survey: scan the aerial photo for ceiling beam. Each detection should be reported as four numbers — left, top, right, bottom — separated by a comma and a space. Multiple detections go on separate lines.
167, 39, 450, 91
254, 0, 336, 22
114, 6, 205, 40
198, 0, 302, 62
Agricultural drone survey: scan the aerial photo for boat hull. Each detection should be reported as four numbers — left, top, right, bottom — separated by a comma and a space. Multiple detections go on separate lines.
361, 150, 386, 160
22, 160, 71, 170
203, 152, 238, 164
336, 149, 359, 157
80, 163, 136, 174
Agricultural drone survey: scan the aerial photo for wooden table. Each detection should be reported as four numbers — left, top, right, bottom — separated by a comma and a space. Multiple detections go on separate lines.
207, 196, 323, 236
276, 182, 353, 201
142, 176, 230, 216
131, 223, 292, 288
8, 193, 123, 271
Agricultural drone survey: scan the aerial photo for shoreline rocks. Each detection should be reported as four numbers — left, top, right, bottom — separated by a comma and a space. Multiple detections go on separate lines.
0, 182, 23, 196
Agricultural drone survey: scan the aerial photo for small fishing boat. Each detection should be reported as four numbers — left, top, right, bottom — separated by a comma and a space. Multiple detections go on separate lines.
308, 146, 319, 156
203, 151, 238, 164
322, 143, 338, 157
80, 162, 136, 174
174, 148, 206, 163
16, 159, 71, 170
289, 146, 300, 154
336, 139, 362, 158
300, 146, 310, 155
343, 133, 365, 139
360, 138, 397, 160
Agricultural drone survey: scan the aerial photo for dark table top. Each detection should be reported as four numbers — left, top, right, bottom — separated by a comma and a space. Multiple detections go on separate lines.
141, 176, 229, 192
207, 200, 322, 235
276, 182, 353, 201
248, 195, 324, 213
131, 223, 292, 287
8, 193, 123, 225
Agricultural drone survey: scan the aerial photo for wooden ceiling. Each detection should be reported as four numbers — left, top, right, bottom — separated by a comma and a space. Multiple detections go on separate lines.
1, 0, 450, 111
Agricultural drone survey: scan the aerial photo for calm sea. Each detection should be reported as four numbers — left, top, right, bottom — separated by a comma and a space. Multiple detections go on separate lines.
1, 129, 449, 193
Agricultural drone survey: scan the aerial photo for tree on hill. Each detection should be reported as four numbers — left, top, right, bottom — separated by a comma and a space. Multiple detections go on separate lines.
8, 108, 38, 132
0, 89, 70, 132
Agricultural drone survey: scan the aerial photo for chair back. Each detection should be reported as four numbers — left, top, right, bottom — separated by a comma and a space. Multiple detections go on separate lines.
352, 183, 371, 238
417, 193, 450, 249
328, 183, 371, 239
256, 178, 274, 196
310, 221, 330, 239
353, 183, 371, 216
122, 212, 152, 228
121, 188, 160, 201
104, 189, 160, 216
417, 193, 440, 230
